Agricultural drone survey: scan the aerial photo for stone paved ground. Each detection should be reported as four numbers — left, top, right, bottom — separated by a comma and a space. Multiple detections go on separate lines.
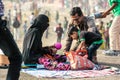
0, 49, 120, 80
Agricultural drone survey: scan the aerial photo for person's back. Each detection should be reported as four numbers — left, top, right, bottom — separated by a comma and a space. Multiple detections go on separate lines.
63, 17, 68, 31
23, 20, 27, 34
102, 0, 120, 52
79, 31, 102, 45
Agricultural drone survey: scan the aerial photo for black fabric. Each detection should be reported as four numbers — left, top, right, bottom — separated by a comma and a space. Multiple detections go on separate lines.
22, 14, 51, 64
79, 31, 102, 45
0, 1, 22, 80
67, 26, 78, 37
55, 27, 64, 37
13, 17, 20, 28
92, 27, 102, 37
0, 18, 22, 80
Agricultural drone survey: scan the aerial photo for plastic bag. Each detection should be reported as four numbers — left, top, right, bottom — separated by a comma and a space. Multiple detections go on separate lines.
65, 51, 94, 70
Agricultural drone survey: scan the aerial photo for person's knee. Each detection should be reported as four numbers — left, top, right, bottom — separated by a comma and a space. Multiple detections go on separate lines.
8, 53, 22, 64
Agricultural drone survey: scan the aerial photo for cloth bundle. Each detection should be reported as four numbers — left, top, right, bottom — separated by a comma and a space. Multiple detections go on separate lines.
38, 54, 70, 70
65, 51, 95, 70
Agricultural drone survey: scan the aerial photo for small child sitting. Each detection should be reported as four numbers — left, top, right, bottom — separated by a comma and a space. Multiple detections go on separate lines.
68, 27, 103, 64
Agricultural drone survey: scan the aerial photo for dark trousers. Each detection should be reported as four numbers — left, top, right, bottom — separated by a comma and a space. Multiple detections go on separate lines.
0, 26, 22, 80
57, 36, 62, 43
87, 43, 102, 62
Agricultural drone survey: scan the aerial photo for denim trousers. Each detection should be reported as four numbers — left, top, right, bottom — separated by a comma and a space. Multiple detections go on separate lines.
87, 43, 102, 61
0, 26, 22, 80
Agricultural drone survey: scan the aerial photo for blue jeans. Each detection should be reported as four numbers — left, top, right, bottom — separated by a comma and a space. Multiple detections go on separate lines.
87, 43, 102, 61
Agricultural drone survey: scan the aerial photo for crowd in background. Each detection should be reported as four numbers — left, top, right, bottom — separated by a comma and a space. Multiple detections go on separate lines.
2, 0, 112, 50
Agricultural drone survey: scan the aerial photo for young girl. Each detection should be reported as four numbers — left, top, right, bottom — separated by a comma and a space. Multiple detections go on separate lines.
68, 27, 103, 63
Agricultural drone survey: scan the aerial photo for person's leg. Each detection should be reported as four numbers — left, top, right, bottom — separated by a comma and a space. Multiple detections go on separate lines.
109, 16, 120, 51
57, 36, 59, 42
57, 36, 61, 42
105, 36, 109, 49
59, 36, 62, 43
0, 26, 22, 80
92, 51, 98, 64
87, 43, 102, 62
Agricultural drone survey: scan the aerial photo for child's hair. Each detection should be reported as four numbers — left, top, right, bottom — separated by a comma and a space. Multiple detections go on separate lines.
68, 27, 78, 37
58, 23, 61, 26
70, 7, 83, 16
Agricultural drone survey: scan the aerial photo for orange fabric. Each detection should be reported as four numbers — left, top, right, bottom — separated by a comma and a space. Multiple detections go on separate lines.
43, 54, 55, 60
66, 51, 94, 70
76, 50, 88, 58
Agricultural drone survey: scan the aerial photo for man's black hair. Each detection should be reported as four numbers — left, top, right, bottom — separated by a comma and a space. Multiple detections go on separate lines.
70, 7, 83, 16
68, 27, 78, 36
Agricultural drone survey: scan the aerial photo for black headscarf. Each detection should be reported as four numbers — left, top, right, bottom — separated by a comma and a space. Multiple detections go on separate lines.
31, 14, 49, 30
22, 14, 50, 64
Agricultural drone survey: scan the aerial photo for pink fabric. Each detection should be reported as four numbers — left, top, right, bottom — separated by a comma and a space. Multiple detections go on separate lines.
66, 51, 95, 70
54, 42, 62, 50
38, 57, 70, 70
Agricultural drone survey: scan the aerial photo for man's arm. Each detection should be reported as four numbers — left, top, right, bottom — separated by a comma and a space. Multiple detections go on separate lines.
76, 41, 86, 51
91, 2, 117, 19
89, 12, 103, 19
102, 2, 117, 18
64, 37, 73, 52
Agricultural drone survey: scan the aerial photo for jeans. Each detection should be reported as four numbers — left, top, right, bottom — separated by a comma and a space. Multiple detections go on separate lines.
87, 43, 102, 61
0, 25, 22, 80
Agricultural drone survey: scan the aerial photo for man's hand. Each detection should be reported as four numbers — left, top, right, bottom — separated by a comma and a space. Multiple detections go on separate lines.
101, 12, 111, 18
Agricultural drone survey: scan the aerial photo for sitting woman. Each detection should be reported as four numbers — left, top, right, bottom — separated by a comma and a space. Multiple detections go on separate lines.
22, 14, 66, 67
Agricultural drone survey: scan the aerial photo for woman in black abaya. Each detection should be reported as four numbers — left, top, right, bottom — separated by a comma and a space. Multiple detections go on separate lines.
22, 14, 55, 65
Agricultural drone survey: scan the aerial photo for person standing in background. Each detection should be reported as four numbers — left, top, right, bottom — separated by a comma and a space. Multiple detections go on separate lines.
55, 23, 64, 43
29, 12, 35, 25
102, 0, 120, 53
55, 11, 59, 23
23, 20, 28, 35
13, 16, 21, 41
63, 17, 68, 31
98, 21, 105, 49
63, 16, 68, 37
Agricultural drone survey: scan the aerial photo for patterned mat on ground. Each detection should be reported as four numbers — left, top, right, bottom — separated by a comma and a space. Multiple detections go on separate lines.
21, 66, 120, 79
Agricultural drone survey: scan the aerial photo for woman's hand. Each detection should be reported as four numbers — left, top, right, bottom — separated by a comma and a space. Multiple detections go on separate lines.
51, 48, 57, 54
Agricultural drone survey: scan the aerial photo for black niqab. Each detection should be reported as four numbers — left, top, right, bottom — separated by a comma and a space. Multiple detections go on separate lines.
22, 14, 50, 64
